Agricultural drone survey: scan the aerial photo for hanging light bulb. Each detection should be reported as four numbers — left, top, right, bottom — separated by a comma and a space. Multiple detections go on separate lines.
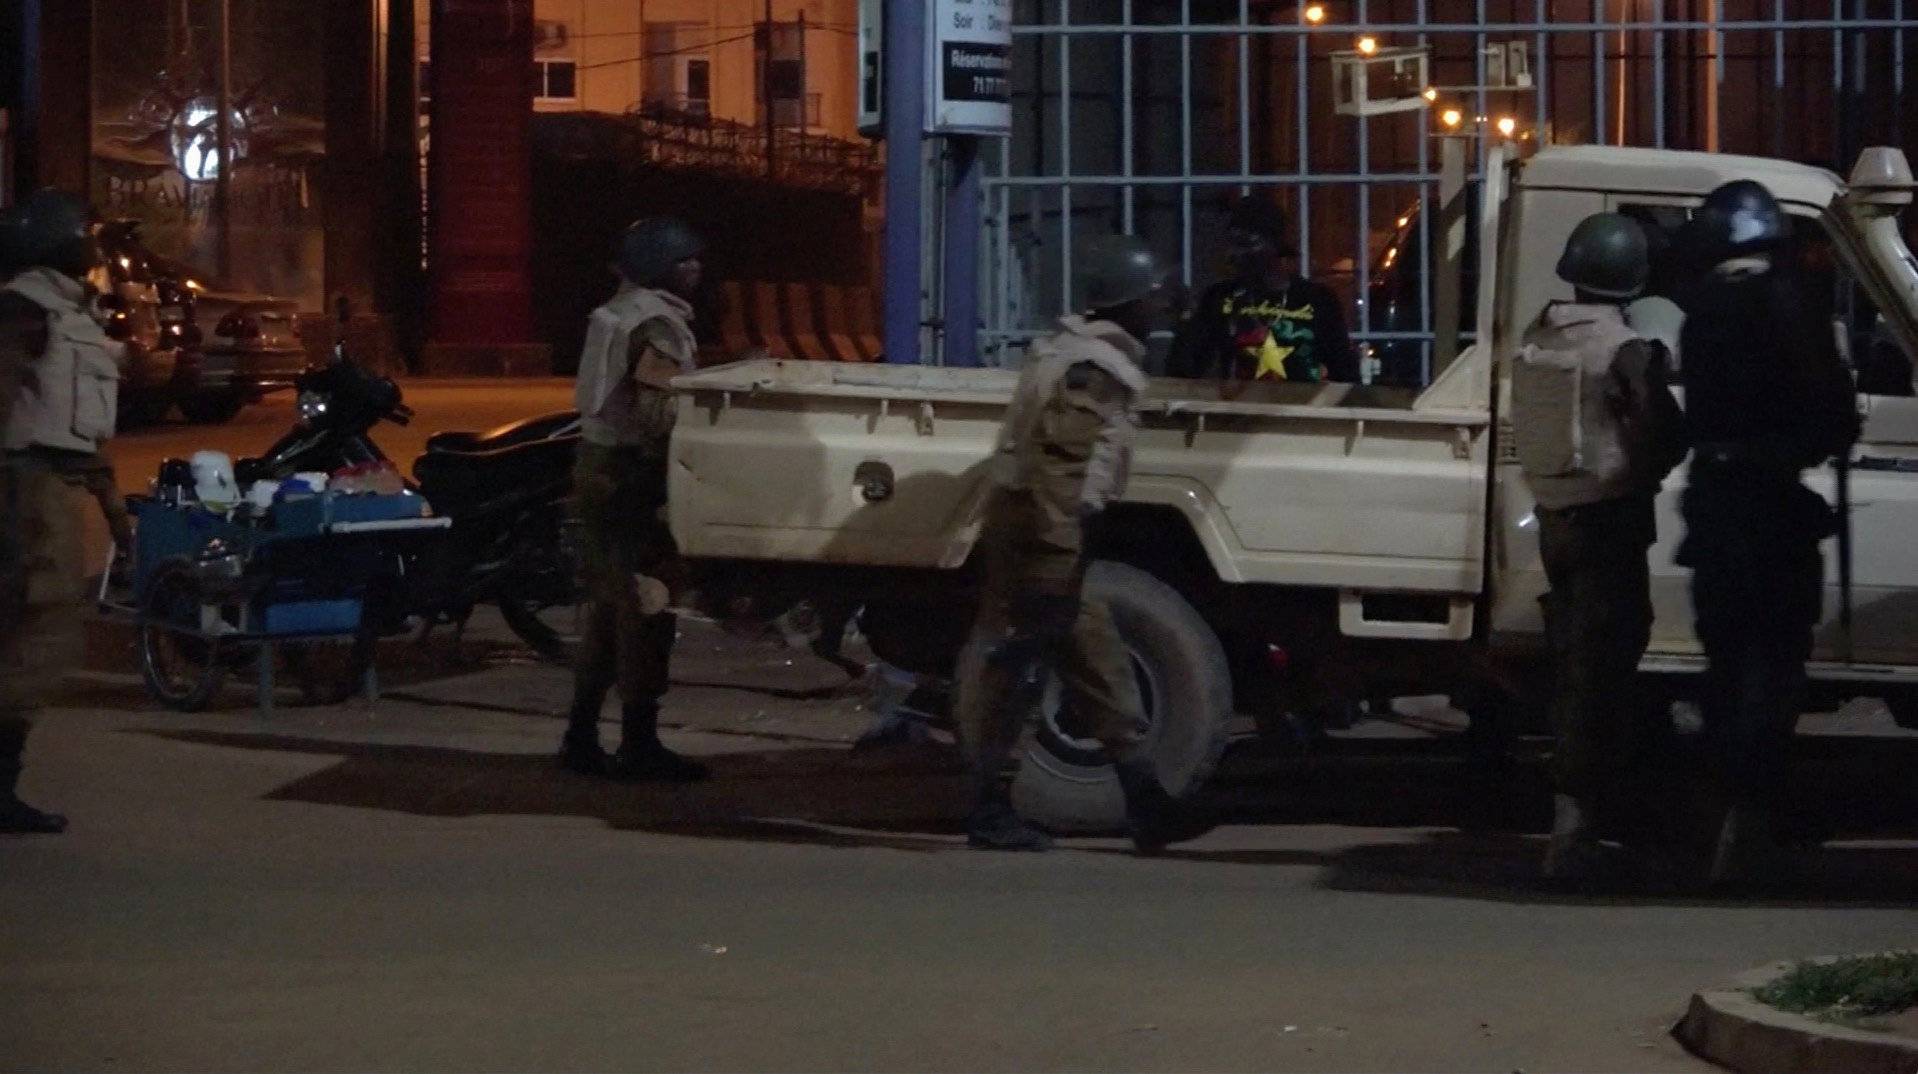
1304, 3, 1328, 23
1441, 108, 1463, 129
1357, 36, 1379, 56
1496, 115, 1518, 138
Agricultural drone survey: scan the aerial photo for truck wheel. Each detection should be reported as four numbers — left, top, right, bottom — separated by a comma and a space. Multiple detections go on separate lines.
180, 393, 244, 425
1008, 560, 1233, 834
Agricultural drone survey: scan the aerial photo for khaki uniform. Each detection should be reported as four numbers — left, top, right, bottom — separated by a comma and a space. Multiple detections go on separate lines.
1, 277, 92, 791
955, 316, 1151, 786
1, 268, 131, 559
568, 286, 698, 733
1513, 303, 1685, 802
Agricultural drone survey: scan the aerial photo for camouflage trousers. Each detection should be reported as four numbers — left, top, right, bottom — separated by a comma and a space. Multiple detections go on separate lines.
45, 449, 133, 557
954, 491, 1146, 792
1, 459, 86, 774
1537, 495, 1656, 801
570, 442, 677, 717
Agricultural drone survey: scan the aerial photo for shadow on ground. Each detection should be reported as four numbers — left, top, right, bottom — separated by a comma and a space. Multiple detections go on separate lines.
140, 730, 968, 852
131, 725, 1918, 908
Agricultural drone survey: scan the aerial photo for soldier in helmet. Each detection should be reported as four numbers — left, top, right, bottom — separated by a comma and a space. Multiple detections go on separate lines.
1675, 181, 1857, 885
1511, 213, 1687, 882
1, 190, 115, 834
954, 234, 1209, 853
558, 217, 711, 782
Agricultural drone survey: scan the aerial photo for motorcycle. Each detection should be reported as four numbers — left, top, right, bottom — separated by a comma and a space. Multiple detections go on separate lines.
236, 335, 587, 667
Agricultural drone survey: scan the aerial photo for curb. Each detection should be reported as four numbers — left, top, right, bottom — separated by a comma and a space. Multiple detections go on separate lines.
1673, 960, 1918, 1074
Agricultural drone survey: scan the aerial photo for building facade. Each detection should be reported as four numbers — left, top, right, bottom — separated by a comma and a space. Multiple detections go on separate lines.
418, 0, 860, 140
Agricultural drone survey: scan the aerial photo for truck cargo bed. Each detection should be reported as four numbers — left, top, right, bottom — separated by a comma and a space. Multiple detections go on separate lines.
668, 360, 1492, 600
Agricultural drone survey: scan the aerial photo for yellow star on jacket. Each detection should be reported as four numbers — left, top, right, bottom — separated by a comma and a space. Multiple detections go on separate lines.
1254, 333, 1293, 380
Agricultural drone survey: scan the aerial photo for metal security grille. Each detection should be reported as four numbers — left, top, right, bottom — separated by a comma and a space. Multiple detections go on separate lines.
974, 0, 1915, 384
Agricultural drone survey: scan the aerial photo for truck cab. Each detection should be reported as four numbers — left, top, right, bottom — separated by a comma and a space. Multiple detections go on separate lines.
1482, 145, 1918, 698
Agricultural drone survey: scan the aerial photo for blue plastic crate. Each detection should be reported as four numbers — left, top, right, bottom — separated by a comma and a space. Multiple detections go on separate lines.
270, 491, 429, 536
261, 599, 364, 636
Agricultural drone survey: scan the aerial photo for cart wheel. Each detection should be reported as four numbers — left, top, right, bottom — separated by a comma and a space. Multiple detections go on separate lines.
284, 630, 376, 706
138, 558, 230, 712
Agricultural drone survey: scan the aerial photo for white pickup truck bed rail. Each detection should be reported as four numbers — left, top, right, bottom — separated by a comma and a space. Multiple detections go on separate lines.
668, 359, 1493, 621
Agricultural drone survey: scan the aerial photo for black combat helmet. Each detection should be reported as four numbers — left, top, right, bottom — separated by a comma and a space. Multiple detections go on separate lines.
615, 217, 705, 287
0, 189, 95, 278
1556, 212, 1650, 300
1689, 179, 1788, 262
1076, 234, 1167, 312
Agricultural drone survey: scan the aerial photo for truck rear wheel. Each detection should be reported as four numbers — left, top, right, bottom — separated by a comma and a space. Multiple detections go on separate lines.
1009, 561, 1233, 834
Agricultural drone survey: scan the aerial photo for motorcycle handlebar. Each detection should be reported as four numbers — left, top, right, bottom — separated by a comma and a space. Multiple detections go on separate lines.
387, 404, 415, 426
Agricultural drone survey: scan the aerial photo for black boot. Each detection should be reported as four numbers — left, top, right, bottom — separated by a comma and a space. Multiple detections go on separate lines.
1116, 758, 1212, 854
557, 735, 610, 777
557, 699, 611, 776
609, 702, 709, 783
0, 758, 65, 835
1543, 794, 1604, 885
0, 797, 66, 834
965, 782, 1052, 852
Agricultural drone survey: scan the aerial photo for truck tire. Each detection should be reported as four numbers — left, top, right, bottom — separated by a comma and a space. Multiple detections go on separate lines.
1008, 560, 1233, 834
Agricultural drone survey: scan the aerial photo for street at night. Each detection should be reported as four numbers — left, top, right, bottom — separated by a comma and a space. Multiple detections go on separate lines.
0, 388, 1911, 1072
11, 0, 1918, 1070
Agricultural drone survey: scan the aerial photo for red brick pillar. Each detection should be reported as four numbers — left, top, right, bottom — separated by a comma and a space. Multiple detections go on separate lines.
421, 0, 549, 375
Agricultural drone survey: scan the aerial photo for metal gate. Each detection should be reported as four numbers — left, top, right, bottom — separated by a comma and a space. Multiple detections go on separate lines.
972, 0, 1915, 384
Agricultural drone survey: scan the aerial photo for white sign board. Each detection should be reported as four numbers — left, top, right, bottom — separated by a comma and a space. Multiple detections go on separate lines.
927, 0, 1012, 135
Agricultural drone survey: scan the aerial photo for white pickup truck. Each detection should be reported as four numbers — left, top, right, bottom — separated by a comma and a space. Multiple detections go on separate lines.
666, 143, 1918, 831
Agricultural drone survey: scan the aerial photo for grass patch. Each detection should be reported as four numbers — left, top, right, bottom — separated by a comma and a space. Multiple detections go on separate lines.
1751, 952, 1918, 1026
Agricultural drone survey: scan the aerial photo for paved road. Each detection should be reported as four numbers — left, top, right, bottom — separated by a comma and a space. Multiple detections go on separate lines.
6, 611, 1918, 1072
5, 381, 1910, 1071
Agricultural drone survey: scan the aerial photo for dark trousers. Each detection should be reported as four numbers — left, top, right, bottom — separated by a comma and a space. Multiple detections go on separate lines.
1681, 475, 1827, 807
566, 443, 677, 744
1, 462, 86, 799
1538, 496, 1656, 801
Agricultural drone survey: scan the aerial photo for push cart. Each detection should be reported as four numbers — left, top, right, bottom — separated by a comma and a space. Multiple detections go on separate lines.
108, 490, 451, 713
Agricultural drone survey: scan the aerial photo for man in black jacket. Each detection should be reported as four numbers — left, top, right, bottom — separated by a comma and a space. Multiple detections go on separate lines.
1676, 181, 1858, 886
1167, 195, 1356, 384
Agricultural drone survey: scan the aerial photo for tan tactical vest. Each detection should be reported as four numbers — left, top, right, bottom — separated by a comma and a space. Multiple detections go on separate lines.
3, 268, 123, 454
575, 284, 699, 448
1512, 302, 1647, 510
992, 315, 1149, 512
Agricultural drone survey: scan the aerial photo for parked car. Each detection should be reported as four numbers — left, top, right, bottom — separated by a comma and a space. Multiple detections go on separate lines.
175, 289, 308, 424
92, 219, 309, 426
94, 220, 199, 427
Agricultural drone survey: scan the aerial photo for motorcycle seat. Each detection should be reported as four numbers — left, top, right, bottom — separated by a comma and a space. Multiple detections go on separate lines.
425, 411, 581, 455
413, 434, 578, 514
